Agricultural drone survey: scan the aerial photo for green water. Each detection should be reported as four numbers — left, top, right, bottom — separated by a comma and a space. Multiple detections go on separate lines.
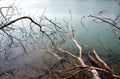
0, 0, 120, 73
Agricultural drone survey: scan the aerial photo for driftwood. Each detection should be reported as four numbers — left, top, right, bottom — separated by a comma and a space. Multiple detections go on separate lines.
43, 20, 120, 79
0, 14, 120, 79
88, 49, 120, 78
45, 36, 101, 79
44, 38, 120, 79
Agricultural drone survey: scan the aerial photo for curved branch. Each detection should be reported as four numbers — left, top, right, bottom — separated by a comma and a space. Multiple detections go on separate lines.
0, 16, 53, 43
89, 15, 120, 30
0, 16, 41, 30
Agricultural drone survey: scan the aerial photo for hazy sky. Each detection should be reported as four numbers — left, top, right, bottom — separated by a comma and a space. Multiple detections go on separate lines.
0, 0, 120, 18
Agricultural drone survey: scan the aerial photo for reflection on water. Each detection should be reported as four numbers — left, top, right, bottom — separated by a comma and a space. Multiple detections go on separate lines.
0, 0, 120, 72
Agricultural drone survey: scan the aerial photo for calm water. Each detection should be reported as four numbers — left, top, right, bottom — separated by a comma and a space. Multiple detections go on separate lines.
19, 0, 120, 50
0, 0, 120, 72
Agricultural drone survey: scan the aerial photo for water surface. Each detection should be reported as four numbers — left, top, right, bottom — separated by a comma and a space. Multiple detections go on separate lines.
1, 0, 120, 72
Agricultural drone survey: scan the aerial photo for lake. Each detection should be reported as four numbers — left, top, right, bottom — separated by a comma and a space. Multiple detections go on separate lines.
0, 0, 120, 73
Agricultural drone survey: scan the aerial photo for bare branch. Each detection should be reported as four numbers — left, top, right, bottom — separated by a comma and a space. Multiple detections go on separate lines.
71, 37, 82, 58
89, 15, 120, 30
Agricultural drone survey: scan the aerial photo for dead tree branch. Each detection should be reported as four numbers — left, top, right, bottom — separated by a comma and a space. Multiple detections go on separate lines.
89, 15, 120, 39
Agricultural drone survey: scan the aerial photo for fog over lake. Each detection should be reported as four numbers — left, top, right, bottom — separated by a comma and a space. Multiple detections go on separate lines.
0, 0, 120, 72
